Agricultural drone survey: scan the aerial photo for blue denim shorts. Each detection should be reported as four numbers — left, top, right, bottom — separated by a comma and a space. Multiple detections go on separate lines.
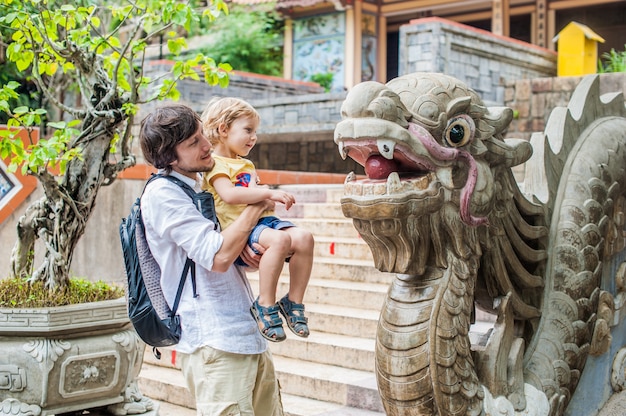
235, 216, 295, 267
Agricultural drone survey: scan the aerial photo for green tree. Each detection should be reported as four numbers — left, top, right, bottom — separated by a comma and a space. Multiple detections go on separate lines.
198, 4, 283, 76
0, 0, 231, 290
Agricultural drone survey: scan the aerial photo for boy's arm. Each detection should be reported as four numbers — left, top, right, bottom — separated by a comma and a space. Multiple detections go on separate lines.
212, 175, 295, 209
211, 200, 273, 272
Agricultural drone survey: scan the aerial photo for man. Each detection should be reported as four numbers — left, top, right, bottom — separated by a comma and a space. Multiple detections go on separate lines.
139, 104, 283, 416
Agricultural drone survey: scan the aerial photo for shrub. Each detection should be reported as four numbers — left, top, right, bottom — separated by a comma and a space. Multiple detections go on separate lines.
0, 277, 124, 308
598, 45, 626, 73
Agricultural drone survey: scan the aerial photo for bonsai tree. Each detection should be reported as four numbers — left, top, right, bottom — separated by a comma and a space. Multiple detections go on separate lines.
0, 0, 232, 290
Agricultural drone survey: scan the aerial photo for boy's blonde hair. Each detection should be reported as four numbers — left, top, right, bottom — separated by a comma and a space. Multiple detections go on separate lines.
201, 97, 260, 145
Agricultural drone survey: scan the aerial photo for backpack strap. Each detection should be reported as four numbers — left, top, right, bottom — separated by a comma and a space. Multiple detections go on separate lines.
143, 173, 206, 303
171, 258, 195, 317
156, 174, 219, 227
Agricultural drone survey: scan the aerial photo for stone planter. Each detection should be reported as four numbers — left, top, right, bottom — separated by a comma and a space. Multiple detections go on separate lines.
0, 297, 153, 416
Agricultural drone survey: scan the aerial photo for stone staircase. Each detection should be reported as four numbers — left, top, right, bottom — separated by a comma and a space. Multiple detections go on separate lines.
137, 184, 390, 415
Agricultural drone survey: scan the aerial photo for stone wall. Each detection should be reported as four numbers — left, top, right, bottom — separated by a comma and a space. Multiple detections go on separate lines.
139, 62, 360, 174
504, 72, 626, 142
248, 93, 362, 175
400, 17, 557, 105
146, 61, 324, 109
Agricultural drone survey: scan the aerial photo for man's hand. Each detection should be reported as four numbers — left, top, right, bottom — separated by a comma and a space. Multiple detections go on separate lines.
239, 243, 266, 270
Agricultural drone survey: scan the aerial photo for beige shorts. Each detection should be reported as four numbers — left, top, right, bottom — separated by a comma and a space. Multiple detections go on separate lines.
178, 346, 284, 416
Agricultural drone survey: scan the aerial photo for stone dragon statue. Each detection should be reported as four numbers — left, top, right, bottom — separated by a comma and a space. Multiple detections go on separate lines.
334, 72, 626, 415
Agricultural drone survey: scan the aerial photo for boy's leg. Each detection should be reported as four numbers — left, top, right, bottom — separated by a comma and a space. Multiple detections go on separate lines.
178, 347, 282, 416
283, 227, 314, 304
256, 227, 291, 306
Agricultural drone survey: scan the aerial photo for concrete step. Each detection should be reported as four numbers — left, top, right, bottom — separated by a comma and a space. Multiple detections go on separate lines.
305, 303, 379, 337
138, 363, 190, 408
247, 275, 387, 311
274, 356, 384, 413
245, 287, 381, 337
290, 218, 361, 239
269, 331, 375, 372
247, 257, 391, 285
277, 202, 346, 220
138, 360, 384, 415
274, 184, 345, 205
310, 257, 392, 285
149, 398, 385, 416
150, 400, 195, 416
307, 303, 380, 339
142, 319, 377, 375
280, 395, 385, 416
313, 235, 373, 262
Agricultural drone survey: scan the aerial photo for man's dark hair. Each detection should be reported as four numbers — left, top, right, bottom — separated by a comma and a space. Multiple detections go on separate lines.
140, 104, 202, 173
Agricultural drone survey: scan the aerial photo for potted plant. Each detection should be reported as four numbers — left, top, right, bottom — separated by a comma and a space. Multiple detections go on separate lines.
0, 0, 231, 414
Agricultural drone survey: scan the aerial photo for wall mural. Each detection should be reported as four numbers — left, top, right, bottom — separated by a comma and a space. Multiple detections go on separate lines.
293, 13, 346, 92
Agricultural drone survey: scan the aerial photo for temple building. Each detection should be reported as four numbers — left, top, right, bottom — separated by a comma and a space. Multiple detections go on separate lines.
243, 0, 625, 91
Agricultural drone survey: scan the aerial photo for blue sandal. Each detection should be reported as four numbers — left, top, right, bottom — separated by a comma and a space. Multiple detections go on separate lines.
278, 294, 310, 338
250, 298, 286, 342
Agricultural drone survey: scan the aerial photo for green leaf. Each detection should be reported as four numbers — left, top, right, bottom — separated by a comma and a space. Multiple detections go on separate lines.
47, 121, 67, 129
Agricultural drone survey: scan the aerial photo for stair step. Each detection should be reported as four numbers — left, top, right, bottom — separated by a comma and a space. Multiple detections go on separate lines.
150, 400, 195, 416
313, 235, 373, 261
306, 303, 379, 337
138, 360, 384, 415
310, 257, 392, 285
269, 331, 375, 372
290, 218, 361, 239
247, 275, 387, 311
272, 184, 345, 204
281, 394, 385, 416
138, 363, 191, 409
148, 391, 385, 416
248, 257, 391, 285
302, 278, 387, 310
277, 202, 346, 220
274, 356, 384, 413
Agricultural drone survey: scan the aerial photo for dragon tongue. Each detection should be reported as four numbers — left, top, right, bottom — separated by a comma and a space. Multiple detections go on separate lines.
365, 155, 399, 180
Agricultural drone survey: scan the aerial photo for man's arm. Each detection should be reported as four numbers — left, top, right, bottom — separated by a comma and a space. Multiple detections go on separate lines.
211, 199, 274, 272
212, 175, 295, 209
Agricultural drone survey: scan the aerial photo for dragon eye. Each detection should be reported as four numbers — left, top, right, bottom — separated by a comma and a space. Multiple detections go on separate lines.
444, 115, 474, 147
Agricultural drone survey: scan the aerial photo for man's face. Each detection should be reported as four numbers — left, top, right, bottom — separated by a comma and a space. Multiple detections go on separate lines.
170, 123, 215, 179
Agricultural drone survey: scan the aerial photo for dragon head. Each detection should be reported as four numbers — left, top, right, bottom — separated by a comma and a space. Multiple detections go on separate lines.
335, 72, 531, 274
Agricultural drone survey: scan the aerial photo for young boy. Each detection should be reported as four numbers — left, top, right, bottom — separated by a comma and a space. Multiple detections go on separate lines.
201, 97, 314, 342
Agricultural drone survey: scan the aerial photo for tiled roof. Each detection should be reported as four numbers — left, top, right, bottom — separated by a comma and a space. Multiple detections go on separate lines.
233, 0, 333, 9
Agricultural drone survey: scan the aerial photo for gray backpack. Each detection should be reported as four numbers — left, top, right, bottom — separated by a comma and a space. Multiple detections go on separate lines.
119, 174, 216, 358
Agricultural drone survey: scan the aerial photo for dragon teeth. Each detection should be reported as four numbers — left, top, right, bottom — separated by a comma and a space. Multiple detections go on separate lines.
386, 172, 402, 193
377, 140, 395, 160
338, 142, 347, 160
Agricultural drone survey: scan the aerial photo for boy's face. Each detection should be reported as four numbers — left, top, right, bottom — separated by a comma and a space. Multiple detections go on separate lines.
221, 116, 259, 158
170, 123, 215, 179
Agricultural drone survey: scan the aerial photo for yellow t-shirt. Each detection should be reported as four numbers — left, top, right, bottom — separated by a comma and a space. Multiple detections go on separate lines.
202, 155, 273, 229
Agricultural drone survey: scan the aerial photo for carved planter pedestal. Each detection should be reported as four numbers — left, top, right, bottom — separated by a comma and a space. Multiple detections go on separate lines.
0, 298, 153, 416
